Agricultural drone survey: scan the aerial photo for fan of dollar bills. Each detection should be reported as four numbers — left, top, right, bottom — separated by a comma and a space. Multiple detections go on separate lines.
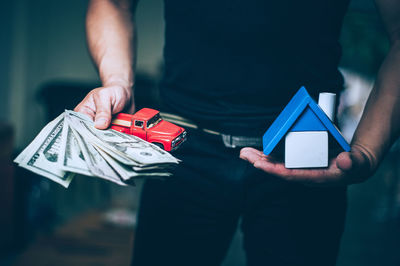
14, 110, 180, 188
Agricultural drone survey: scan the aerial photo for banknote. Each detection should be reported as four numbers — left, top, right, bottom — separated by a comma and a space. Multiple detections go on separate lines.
132, 164, 175, 172
15, 114, 74, 188
66, 110, 179, 165
14, 114, 62, 165
95, 146, 172, 181
70, 126, 127, 186
15, 110, 180, 188
58, 117, 92, 176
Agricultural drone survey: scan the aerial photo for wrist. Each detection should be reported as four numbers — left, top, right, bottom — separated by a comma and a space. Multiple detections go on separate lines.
103, 76, 134, 96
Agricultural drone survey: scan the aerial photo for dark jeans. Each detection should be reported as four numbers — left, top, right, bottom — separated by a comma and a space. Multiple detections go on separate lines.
131, 128, 347, 266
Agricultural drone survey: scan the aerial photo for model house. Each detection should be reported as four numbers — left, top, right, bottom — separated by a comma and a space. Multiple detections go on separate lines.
262, 86, 350, 168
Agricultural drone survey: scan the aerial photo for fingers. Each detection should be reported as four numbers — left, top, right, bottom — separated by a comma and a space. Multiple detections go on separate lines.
126, 100, 136, 114
106, 84, 135, 114
240, 145, 375, 186
240, 147, 344, 185
93, 91, 112, 129
239, 147, 265, 162
74, 96, 96, 121
240, 148, 293, 178
74, 85, 133, 130
240, 148, 293, 177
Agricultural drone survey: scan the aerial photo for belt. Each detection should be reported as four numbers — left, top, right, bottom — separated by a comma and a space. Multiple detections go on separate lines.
161, 112, 263, 148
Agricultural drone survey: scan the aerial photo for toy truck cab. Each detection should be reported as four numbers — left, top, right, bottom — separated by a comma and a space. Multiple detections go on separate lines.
111, 108, 186, 151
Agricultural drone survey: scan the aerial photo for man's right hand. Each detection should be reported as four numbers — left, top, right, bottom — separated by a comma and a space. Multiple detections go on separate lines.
74, 85, 134, 129
79, 0, 136, 129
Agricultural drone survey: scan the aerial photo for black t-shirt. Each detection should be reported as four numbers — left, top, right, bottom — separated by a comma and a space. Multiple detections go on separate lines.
159, 0, 350, 136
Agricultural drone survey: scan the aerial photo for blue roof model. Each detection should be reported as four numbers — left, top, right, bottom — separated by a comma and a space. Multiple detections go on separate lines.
263, 86, 351, 155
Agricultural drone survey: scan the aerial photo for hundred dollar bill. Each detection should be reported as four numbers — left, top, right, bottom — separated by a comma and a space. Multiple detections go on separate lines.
95, 146, 172, 181
58, 116, 92, 176
14, 114, 62, 164
132, 164, 175, 172
66, 110, 179, 166
15, 115, 74, 188
70, 126, 127, 186
64, 114, 142, 166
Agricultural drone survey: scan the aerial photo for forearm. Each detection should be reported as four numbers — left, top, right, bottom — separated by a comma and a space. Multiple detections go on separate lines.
86, 0, 136, 93
351, 41, 400, 168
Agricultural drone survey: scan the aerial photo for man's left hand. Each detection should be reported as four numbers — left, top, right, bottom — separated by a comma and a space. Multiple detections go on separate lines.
239, 144, 376, 186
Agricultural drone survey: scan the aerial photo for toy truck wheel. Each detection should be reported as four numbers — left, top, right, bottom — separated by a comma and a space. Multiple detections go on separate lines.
152, 142, 164, 150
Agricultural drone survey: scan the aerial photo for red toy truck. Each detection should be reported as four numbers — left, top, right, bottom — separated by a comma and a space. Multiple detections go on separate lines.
111, 108, 186, 151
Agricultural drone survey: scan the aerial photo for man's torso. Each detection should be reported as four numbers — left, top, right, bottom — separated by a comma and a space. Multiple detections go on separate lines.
160, 0, 350, 136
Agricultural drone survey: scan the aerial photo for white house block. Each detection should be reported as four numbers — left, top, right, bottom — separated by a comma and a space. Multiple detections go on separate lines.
285, 131, 328, 168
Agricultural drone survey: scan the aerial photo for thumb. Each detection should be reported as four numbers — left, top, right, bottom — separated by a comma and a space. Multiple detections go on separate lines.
336, 152, 353, 172
336, 149, 366, 172
336, 147, 373, 184
93, 93, 112, 129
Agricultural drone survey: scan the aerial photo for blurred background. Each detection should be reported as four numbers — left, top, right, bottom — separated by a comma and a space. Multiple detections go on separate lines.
0, 0, 399, 265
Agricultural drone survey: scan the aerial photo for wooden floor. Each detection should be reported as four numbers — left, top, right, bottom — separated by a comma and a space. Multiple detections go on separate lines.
14, 211, 134, 266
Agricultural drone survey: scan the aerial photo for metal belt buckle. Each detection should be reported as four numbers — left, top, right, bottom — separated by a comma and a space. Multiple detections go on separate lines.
221, 134, 263, 149
160, 112, 263, 149
221, 134, 236, 148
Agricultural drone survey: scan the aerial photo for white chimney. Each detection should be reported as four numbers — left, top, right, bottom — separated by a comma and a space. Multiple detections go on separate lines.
318, 92, 336, 121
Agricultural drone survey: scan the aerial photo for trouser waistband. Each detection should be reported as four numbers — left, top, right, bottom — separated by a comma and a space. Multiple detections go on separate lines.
161, 112, 263, 148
